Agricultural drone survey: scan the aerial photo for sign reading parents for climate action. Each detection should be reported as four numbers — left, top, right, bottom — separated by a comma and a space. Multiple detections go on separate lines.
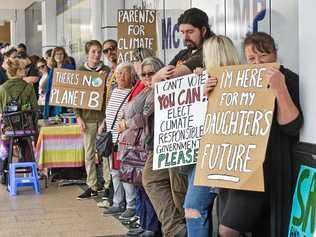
117, 9, 157, 63
49, 69, 105, 111
288, 165, 316, 237
153, 72, 208, 170
194, 63, 278, 192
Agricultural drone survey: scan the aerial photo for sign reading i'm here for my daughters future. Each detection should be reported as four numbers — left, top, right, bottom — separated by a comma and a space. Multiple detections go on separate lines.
195, 63, 278, 192
153, 72, 208, 170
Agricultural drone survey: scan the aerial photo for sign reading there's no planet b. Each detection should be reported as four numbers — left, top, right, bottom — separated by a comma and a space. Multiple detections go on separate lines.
153, 72, 208, 170
194, 63, 278, 192
49, 69, 105, 111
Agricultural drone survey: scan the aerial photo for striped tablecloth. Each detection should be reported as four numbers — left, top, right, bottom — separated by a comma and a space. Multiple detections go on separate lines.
35, 124, 85, 170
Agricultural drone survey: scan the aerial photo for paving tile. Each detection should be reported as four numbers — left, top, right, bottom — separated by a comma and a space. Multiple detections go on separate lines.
0, 183, 127, 237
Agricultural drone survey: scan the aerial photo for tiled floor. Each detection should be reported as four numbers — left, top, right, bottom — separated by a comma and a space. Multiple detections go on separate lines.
0, 183, 127, 237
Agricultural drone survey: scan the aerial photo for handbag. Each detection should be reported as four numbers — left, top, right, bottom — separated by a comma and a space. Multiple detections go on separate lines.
96, 91, 130, 157
119, 129, 147, 185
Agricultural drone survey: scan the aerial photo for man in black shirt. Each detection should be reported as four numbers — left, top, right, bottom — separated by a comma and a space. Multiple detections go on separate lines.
154, 8, 215, 82
143, 8, 215, 237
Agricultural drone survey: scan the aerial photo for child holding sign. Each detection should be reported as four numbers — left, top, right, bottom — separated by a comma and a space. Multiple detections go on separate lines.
75, 40, 110, 200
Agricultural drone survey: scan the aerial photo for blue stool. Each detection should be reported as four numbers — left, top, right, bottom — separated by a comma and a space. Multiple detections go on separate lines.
8, 162, 41, 196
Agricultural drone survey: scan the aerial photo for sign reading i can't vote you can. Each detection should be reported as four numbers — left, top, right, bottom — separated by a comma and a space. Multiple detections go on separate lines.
153, 72, 208, 170
117, 9, 157, 63
194, 63, 279, 192
49, 69, 105, 110
288, 165, 316, 237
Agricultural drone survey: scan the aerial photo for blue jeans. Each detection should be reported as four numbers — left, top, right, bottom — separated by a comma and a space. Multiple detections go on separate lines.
184, 166, 216, 237
135, 186, 161, 233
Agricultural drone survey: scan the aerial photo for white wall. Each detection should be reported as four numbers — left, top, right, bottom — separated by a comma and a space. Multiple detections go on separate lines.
102, 0, 124, 41
42, 0, 57, 54
0, 9, 26, 45
298, 0, 316, 144
271, 0, 298, 73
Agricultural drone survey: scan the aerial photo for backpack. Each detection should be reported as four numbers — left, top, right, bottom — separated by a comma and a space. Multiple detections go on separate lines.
4, 83, 28, 113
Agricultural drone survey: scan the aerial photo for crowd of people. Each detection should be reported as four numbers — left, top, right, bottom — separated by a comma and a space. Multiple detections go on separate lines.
0, 7, 303, 237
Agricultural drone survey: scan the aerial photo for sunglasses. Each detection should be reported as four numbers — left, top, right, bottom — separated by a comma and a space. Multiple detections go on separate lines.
141, 71, 155, 78
103, 46, 116, 54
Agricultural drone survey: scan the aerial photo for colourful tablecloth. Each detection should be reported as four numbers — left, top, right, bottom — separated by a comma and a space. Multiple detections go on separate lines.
35, 124, 85, 169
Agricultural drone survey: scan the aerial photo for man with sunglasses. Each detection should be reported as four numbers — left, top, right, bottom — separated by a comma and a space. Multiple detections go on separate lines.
102, 39, 118, 102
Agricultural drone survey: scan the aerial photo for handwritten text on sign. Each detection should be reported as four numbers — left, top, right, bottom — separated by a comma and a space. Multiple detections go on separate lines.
288, 165, 316, 237
117, 9, 157, 62
49, 69, 105, 111
194, 64, 278, 192
153, 73, 208, 170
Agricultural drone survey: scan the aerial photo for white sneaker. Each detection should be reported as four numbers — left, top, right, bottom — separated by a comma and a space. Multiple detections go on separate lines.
97, 199, 112, 208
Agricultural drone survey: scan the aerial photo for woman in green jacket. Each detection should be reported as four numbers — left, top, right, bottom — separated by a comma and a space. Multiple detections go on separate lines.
0, 58, 38, 183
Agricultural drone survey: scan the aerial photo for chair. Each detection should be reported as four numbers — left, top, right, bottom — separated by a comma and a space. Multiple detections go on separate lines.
8, 162, 40, 196
1, 110, 38, 189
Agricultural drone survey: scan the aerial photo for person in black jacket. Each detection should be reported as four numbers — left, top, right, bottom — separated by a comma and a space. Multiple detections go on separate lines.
204, 32, 303, 237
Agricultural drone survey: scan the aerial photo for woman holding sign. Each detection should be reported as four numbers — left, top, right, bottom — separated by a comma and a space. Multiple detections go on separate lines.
75, 40, 110, 200
204, 32, 303, 237
181, 36, 240, 237
118, 57, 164, 236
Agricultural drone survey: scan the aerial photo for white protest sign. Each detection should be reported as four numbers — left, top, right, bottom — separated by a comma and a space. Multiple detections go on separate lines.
153, 72, 208, 170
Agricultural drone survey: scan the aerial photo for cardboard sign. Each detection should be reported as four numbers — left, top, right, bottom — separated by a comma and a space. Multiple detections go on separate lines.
194, 63, 278, 192
153, 73, 208, 170
49, 69, 105, 111
288, 165, 316, 237
117, 9, 157, 63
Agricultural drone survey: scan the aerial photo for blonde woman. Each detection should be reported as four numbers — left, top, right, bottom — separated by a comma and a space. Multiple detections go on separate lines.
0, 58, 38, 183
183, 35, 240, 237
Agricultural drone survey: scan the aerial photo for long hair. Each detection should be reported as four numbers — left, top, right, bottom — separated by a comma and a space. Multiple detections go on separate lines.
51, 47, 70, 68
177, 8, 215, 40
203, 35, 240, 73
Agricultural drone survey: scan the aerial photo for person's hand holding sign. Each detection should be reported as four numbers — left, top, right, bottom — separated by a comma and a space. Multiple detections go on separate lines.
152, 65, 176, 84
203, 76, 218, 97
117, 119, 128, 133
99, 70, 109, 80
77, 117, 86, 133
266, 68, 287, 96
193, 67, 218, 96
266, 67, 299, 125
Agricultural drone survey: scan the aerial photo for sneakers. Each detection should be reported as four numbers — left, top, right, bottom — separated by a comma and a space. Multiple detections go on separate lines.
97, 199, 112, 208
103, 206, 125, 215
126, 227, 144, 236
118, 208, 136, 220
102, 188, 110, 200
77, 188, 98, 200
140, 230, 155, 237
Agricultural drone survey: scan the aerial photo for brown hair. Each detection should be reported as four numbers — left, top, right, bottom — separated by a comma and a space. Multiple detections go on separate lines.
244, 32, 277, 54
85, 40, 102, 54
6, 58, 26, 78
51, 47, 70, 68
36, 58, 47, 66
29, 55, 41, 65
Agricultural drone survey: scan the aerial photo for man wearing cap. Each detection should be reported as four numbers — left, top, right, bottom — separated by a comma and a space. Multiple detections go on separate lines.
142, 8, 215, 237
